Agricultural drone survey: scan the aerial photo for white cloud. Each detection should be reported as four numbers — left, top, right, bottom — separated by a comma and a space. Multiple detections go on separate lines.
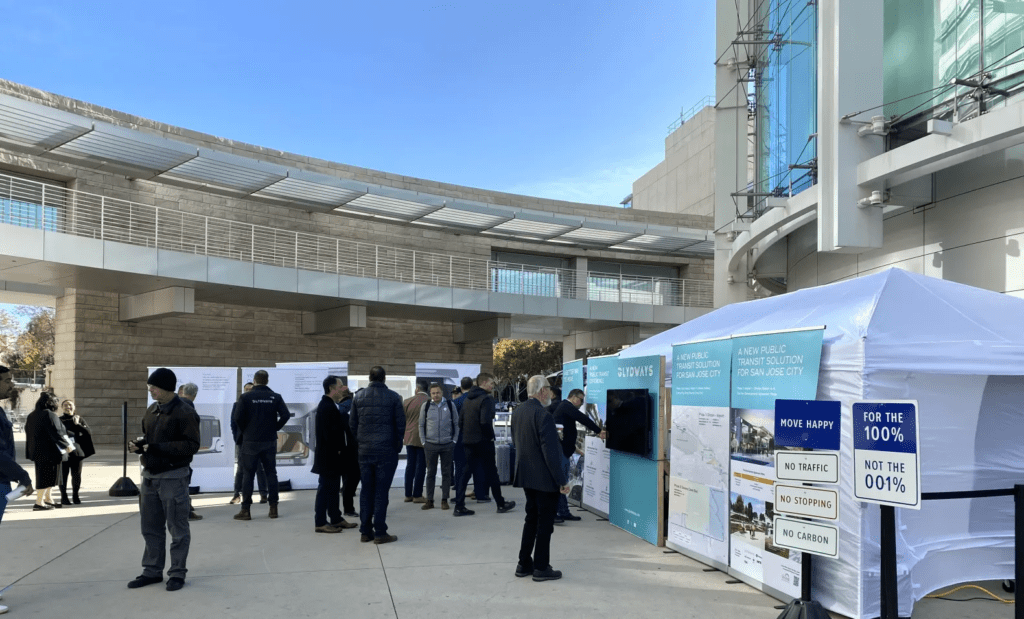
500, 158, 660, 207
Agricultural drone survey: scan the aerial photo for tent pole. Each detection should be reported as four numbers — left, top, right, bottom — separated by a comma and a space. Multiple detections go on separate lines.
1015, 485, 1023, 619
880, 505, 898, 619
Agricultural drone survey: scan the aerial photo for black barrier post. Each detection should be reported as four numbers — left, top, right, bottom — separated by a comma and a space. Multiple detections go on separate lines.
109, 401, 139, 497
1016, 485, 1023, 619
879, 505, 899, 619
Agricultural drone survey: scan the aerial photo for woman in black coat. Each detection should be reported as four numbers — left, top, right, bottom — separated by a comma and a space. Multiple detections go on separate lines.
59, 399, 94, 504
25, 392, 72, 511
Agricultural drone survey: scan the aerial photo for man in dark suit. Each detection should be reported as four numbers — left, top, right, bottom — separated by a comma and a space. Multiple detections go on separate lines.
311, 376, 359, 533
511, 374, 569, 582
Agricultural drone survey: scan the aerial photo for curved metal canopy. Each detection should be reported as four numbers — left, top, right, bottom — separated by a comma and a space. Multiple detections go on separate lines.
0, 93, 712, 256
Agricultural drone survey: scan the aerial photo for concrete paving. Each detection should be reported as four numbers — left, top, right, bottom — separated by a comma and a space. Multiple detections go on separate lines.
0, 449, 1015, 618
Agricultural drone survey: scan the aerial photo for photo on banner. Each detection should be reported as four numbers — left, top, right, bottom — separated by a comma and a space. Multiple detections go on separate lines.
581, 355, 617, 516
561, 359, 585, 506
146, 366, 238, 493
606, 354, 664, 546
668, 338, 732, 570
727, 327, 823, 599
414, 362, 481, 399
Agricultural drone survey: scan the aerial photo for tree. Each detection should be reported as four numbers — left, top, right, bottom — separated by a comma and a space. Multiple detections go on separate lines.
1, 306, 55, 370
732, 494, 745, 514
0, 309, 17, 362
492, 339, 563, 402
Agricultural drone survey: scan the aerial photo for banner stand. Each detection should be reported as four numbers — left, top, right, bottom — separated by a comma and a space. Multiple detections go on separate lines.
109, 402, 139, 497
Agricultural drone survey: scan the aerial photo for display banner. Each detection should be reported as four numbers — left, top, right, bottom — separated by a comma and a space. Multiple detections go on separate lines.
415, 362, 481, 399
581, 355, 617, 516
667, 338, 732, 569
146, 366, 238, 492
561, 359, 586, 507
348, 374, 418, 488
241, 366, 343, 490
608, 354, 663, 545
727, 327, 824, 599
276, 361, 349, 377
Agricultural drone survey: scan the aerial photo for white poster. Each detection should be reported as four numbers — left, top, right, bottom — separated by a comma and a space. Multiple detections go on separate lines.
147, 366, 238, 492
414, 362, 480, 388
241, 366, 341, 490
348, 374, 418, 488
582, 435, 610, 514
277, 361, 349, 377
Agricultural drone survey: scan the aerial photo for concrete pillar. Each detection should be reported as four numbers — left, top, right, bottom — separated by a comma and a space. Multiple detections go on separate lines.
571, 257, 589, 300
453, 317, 511, 344
118, 287, 194, 322
563, 337, 586, 364
564, 326, 640, 353
817, 0, 885, 252
301, 305, 367, 335
715, 231, 750, 307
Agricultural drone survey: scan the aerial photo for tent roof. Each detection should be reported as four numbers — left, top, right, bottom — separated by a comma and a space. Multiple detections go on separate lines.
621, 268, 1024, 375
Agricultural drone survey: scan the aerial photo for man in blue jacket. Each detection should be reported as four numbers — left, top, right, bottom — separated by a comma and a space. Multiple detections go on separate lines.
350, 366, 405, 544
1, 365, 32, 524
232, 369, 291, 521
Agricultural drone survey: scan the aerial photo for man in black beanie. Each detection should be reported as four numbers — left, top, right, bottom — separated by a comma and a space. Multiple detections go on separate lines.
127, 367, 200, 592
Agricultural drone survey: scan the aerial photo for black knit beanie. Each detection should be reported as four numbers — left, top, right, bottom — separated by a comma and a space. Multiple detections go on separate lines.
147, 368, 177, 393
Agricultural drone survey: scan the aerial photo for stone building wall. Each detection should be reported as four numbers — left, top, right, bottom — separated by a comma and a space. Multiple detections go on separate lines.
52, 289, 492, 445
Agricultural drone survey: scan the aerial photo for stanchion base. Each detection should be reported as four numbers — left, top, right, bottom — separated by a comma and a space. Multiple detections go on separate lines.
109, 477, 139, 497
775, 599, 831, 619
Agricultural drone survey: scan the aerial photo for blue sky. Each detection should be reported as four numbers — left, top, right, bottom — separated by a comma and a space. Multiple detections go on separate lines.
0, 1, 715, 206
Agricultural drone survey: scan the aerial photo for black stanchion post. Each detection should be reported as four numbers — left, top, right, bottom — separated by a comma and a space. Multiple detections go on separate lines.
879, 505, 898, 619
109, 401, 139, 497
1016, 484, 1023, 619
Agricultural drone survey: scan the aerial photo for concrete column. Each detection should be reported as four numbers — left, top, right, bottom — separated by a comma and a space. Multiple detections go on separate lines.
118, 287, 194, 322
817, 0, 885, 252
571, 257, 588, 300
564, 326, 639, 353
563, 337, 586, 364
453, 317, 511, 344
301, 305, 367, 335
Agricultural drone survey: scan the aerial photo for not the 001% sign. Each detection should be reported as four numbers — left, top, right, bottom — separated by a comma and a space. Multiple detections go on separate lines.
852, 401, 921, 509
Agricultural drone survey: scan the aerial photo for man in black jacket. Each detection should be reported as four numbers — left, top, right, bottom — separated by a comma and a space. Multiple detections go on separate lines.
350, 366, 405, 544
452, 372, 515, 516
337, 385, 359, 517
311, 375, 359, 533
512, 375, 568, 582
551, 388, 604, 523
232, 370, 291, 520
127, 368, 201, 592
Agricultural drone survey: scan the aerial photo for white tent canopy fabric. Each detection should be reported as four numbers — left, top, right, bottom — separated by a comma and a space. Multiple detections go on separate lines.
621, 268, 1023, 618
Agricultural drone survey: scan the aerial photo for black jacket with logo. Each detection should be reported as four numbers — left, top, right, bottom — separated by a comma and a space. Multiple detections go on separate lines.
232, 385, 292, 444
140, 395, 201, 474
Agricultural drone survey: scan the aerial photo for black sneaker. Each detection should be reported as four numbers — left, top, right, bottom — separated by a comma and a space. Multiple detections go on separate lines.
475, 496, 493, 503
127, 574, 163, 589
515, 563, 533, 578
497, 500, 516, 514
532, 567, 562, 582
453, 506, 476, 516
166, 577, 185, 591
553, 517, 565, 525
561, 513, 582, 521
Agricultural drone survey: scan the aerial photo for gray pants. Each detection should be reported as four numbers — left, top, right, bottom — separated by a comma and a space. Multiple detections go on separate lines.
140, 475, 191, 580
423, 442, 455, 502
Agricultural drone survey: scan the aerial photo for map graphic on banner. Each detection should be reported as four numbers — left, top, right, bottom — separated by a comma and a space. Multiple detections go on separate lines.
668, 338, 731, 568
582, 355, 617, 516
727, 327, 823, 599
561, 359, 585, 506
147, 366, 238, 492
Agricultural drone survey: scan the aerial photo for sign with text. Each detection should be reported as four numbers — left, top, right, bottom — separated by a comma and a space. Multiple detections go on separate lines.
774, 484, 839, 521
774, 399, 841, 451
775, 452, 840, 485
852, 401, 921, 509
730, 328, 824, 410
773, 516, 839, 558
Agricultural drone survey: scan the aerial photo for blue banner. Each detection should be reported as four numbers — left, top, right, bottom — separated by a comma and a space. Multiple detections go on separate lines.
775, 399, 841, 451
562, 359, 586, 507
673, 338, 731, 408
731, 328, 824, 410
582, 355, 619, 516
562, 359, 584, 394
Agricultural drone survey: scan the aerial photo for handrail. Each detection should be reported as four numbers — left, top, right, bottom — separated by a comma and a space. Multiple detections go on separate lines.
668, 95, 716, 134
0, 173, 713, 308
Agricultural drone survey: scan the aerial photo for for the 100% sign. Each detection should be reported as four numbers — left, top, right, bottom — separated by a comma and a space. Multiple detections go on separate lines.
852, 401, 921, 509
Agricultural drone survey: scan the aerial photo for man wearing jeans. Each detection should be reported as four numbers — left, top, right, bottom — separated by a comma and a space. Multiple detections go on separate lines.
350, 366, 405, 544
418, 383, 459, 510
127, 368, 200, 592
232, 370, 291, 521
0, 365, 32, 613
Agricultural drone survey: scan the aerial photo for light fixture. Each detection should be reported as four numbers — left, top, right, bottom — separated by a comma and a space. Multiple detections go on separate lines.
857, 115, 890, 137
857, 190, 889, 208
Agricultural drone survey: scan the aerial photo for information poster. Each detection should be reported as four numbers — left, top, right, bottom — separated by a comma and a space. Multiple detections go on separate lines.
582, 355, 617, 516
727, 327, 823, 599
561, 359, 586, 506
241, 366, 343, 490
146, 366, 238, 492
415, 362, 480, 399
608, 354, 664, 545
668, 338, 732, 569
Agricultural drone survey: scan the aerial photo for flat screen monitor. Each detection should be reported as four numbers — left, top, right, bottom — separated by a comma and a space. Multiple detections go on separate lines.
605, 388, 652, 458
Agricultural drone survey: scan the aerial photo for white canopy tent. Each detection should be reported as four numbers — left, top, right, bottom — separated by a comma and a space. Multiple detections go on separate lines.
621, 268, 1024, 618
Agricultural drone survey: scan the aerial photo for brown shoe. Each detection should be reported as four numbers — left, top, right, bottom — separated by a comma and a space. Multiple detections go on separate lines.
467, 492, 476, 499
360, 534, 374, 543
268, 503, 279, 519
412, 496, 426, 504
441, 500, 450, 510
330, 519, 359, 529
229, 494, 241, 505
421, 500, 434, 510
233, 507, 251, 521
315, 524, 343, 533
404, 497, 414, 503
373, 534, 398, 544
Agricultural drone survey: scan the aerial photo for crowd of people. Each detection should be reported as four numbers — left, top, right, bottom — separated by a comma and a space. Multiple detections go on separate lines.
0, 362, 604, 608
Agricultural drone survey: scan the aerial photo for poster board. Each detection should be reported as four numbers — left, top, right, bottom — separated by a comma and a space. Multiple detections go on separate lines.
146, 366, 238, 492
581, 355, 617, 517
560, 359, 586, 507
667, 337, 732, 570
414, 362, 480, 399
727, 327, 823, 601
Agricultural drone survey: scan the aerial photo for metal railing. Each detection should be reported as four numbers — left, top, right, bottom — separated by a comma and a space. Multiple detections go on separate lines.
667, 95, 716, 134
0, 173, 713, 308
